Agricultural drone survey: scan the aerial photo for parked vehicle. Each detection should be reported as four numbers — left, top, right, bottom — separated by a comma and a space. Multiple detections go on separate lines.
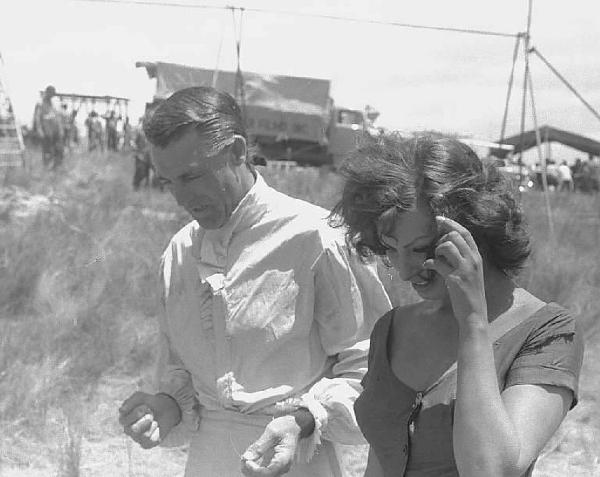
136, 61, 376, 166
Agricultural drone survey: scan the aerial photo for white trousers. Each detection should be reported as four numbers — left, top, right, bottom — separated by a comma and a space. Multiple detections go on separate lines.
184, 409, 343, 477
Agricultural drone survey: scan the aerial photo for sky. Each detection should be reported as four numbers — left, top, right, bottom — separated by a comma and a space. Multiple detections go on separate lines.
1, 0, 599, 162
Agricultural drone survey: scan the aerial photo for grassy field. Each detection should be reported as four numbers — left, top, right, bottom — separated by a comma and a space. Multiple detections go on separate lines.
0, 149, 599, 476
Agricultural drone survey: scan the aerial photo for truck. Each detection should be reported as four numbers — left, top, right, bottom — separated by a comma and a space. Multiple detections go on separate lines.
136, 61, 377, 167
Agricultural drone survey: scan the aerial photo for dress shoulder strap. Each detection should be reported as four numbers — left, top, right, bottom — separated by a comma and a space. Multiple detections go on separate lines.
488, 301, 548, 343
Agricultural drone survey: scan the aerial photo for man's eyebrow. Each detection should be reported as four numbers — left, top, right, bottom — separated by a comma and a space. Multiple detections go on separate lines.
178, 171, 200, 180
175, 167, 206, 181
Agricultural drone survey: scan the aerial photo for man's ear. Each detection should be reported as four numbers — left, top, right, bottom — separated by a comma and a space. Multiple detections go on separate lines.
230, 135, 247, 166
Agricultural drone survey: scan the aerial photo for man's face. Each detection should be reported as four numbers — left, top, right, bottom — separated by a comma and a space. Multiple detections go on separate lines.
151, 128, 246, 229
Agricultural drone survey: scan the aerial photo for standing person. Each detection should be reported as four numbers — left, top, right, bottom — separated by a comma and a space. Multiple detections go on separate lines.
84, 112, 93, 148
333, 134, 584, 477
71, 107, 80, 146
545, 159, 560, 190
85, 111, 103, 152
103, 110, 119, 151
118, 87, 392, 477
60, 103, 73, 154
90, 111, 104, 152
571, 158, 583, 192
122, 116, 132, 150
132, 120, 151, 190
33, 85, 64, 169
558, 160, 574, 192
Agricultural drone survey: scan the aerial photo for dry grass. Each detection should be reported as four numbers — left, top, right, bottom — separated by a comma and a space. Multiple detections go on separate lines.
0, 149, 598, 476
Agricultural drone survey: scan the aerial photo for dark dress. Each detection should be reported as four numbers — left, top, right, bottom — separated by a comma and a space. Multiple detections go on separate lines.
354, 303, 584, 477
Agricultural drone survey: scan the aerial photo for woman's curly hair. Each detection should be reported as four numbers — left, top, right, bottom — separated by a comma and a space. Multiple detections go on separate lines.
330, 133, 531, 276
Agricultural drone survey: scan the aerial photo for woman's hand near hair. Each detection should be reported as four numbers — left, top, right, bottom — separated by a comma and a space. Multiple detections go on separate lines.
423, 216, 487, 327
424, 216, 517, 474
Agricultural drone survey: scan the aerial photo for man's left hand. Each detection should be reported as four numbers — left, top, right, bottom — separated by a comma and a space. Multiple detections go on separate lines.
241, 415, 302, 477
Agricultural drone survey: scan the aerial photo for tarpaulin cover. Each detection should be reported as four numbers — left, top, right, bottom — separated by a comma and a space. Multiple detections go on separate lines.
136, 61, 331, 143
492, 125, 600, 158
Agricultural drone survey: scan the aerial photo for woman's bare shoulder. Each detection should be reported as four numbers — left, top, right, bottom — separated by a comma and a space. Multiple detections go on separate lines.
370, 303, 423, 341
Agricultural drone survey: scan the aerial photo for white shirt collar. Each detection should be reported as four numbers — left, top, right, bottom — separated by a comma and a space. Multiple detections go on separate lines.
196, 171, 272, 271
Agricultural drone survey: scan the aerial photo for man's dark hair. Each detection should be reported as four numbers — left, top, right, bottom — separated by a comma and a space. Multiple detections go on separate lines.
143, 86, 246, 154
331, 133, 531, 276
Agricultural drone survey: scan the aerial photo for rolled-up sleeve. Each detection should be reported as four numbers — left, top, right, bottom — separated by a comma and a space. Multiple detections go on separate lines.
154, 253, 202, 447
298, 239, 391, 461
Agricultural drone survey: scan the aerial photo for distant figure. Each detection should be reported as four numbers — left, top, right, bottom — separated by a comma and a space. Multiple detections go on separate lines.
60, 104, 73, 154
84, 112, 93, 145
544, 159, 560, 190
70, 107, 80, 145
558, 160, 574, 192
122, 116, 132, 150
584, 160, 600, 193
103, 110, 119, 151
85, 111, 104, 152
571, 158, 583, 191
132, 121, 151, 190
33, 85, 64, 169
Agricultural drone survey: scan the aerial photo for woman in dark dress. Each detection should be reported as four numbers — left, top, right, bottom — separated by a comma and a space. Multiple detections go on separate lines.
332, 134, 584, 476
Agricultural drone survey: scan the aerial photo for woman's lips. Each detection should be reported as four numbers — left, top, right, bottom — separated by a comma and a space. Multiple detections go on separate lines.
411, 270, 435, 286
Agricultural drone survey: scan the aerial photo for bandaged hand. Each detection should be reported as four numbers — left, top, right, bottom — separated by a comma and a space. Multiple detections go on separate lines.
241, 415, 304, 477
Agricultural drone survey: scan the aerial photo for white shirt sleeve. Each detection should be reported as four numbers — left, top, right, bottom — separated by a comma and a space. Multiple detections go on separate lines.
154, 254, 202, 447
298, 239, 391, 461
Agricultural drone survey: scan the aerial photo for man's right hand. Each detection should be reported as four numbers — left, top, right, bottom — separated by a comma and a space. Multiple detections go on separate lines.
118, 391, 182, 449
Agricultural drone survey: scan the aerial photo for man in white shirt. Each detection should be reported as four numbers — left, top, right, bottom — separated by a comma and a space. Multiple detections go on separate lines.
118, 86, 391, 476
557, 160, 574, 192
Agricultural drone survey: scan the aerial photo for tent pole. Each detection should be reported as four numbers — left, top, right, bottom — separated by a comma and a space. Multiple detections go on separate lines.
527, 65, 555, 239
516, 53, 529, 184
516, 53, 528, 186
212, 8, 226, 88
544, 127, 551, 162
530, 47, 600, 125
499, 35, 521, 144
515, 0, 535, 187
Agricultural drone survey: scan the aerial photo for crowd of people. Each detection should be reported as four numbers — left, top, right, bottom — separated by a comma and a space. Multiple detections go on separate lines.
82, 107, 133, 153
31, 84, 157, 189
32, 85, 138, 157
530, 157, 600, 193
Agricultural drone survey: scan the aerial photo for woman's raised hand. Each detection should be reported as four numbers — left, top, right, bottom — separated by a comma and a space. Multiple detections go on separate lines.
423, 216, 487, 326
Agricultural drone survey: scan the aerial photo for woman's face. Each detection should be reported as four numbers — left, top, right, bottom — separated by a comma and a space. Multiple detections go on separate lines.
379, 206, 448, 301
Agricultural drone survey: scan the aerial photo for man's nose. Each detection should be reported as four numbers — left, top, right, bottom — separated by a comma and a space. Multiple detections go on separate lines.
172, 184, 193, 207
